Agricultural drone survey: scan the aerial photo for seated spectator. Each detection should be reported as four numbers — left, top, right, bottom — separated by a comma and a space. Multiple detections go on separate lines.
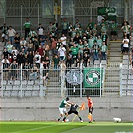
29, 63, 39, 80
3, 48, 9, 59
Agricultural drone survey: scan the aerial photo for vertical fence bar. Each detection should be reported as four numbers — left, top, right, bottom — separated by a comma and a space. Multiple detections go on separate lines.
20, 64, 23, 97
21, 3, 23, 36
119, 63, 122, 97
100, 63, 102, 97
38, 3, 39, 25
1, 64, 3, 97
80, 63, 82, 98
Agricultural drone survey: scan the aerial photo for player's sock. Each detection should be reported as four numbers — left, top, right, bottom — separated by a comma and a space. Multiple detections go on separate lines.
63, 117, 66, 121
58, 116, 62, 121
79, 116, 82, 121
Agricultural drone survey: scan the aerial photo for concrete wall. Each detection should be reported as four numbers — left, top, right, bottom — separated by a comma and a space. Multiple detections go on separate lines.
0, 96, 133, 122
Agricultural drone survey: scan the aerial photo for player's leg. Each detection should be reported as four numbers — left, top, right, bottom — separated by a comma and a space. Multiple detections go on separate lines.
62, 110, 71, 122
74, 111, 83, 122
58, 108, 64, 121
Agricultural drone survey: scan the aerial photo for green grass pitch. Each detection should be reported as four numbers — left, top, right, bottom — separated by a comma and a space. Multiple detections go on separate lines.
0, 121, 133, 133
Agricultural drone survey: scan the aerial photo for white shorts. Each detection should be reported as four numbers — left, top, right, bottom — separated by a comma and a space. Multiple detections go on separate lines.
59, 107, 67, 115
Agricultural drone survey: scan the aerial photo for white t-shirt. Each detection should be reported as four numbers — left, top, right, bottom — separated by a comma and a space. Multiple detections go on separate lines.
38, 28, 44, 35
34, 54, 41, 63
58, 47, 66, 56
60, 36, 67, 46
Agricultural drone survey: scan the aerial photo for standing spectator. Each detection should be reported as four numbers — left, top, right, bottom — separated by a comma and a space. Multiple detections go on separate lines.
0, 23, 9, 43
33, 37, 39, 52
74, 19, 81, 29
37, 23, 45, 42
121, 21, 132, 39
70, 43, 79, 64
37, 45, 44, 57
7, 26, 16, 45
92, 41, 100, 63
53, 19, 58, 33
20, 37, 27, 48
14, 33, 20, 50
23, 17, 32, 39
53, 55, 60, 70
6, 41, 13, 54
60, 34, 67, 49
61, 18, 69, 35
66, 54, 72, 68
3, 48, 9, 59
34, 51, 41, 68
87, 95, 94, 123
101, 33, 108, 45
42, 56, 50, 80
83, 52, 90, 67
101, 41, 108, 60
51, 37, 57, 55
16, 51, 25, 66
27, 51, 34, 67
110, 20, 118, 41
10, 60, 18, 82
23, 62, 31, 80
88, 19, 95, 30
2, 58, 10, 80
58, 44, 66, 61
47, 22, 54, 35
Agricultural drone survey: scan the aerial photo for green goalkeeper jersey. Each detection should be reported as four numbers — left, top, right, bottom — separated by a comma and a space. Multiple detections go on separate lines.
59, 100, 67, 108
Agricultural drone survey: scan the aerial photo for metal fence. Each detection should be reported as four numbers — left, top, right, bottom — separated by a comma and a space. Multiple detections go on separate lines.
0, 63, 133, 97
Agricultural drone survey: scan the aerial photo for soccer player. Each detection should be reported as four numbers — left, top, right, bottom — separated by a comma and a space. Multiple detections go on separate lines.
57, 97, 71, 122
64, 103, 83, 122
87, 95, 93, 123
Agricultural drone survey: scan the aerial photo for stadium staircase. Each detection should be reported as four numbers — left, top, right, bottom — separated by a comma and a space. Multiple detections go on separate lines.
103, 41, 123, 96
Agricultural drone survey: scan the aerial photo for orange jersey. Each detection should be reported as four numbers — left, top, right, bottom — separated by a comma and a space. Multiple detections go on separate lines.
88, 99, 93, 108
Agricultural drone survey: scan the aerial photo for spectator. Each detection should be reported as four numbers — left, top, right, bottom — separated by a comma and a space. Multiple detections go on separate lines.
2, 58, 10, 80
23, 17, 32, 39
101, 41, 108, 60
88, 19, 95, 30
27, 51, 34, 67
60, 33, 67, 49
66, 54, 72, 68
34, 37, 39, 52
37, 45, 44, 57
61, 18, 69, 35
10, 60, 18, 82
58, 44, 66, 61
43, 56, 50, 80
20, 37, 27, 48
121, 21, 132, 39
110, 20, 118, 41
34, 51, 41, 68
70, 43, 79, 64
7, 26, 16, 45
51, 37, 57, 55
47, 22, 55, 35
3, 48, 9, 59
29, 63, 39, 80
23, 62, 31, 80
17, 51, 25, 66
6, 41, 13, 54
37, 23, 45, 41
53, 55, 60, 70
0, 23, 9, 43
83, 52, 90, 67
14, 33, 20, 50
92, 41, 100, 63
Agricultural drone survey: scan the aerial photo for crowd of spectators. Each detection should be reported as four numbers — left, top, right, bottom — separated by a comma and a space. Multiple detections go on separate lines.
1, 17, 133, 81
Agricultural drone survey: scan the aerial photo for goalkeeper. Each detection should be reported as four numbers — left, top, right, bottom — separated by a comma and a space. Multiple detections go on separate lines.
63, 103, 83, 122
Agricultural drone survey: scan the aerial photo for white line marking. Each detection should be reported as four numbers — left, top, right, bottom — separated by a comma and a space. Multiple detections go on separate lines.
11, 124, 57, 133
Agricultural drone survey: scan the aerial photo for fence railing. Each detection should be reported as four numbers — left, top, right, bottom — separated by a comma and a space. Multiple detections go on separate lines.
0, 63, 133, 97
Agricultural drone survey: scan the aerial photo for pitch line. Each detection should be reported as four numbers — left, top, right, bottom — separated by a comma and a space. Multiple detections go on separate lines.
11, 124, 57, 133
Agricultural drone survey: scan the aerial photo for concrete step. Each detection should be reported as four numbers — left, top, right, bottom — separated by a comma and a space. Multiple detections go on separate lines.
104, 82, 120, 87
105, 77, 119, 82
